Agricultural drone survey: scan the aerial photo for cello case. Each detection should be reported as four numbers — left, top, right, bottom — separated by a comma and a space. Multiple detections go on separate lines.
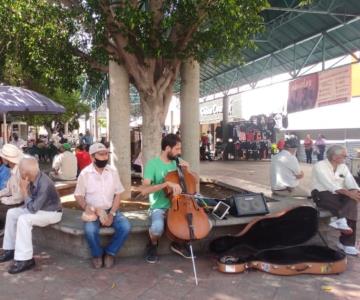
209, 206, 347, 276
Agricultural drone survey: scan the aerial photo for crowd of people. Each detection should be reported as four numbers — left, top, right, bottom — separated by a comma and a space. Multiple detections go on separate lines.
0, 129, 358, 275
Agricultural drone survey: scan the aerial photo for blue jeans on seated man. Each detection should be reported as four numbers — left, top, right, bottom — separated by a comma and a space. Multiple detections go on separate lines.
84, 211, 131, 257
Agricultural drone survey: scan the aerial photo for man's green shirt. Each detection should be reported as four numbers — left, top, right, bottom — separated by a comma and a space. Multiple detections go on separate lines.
143, 156, 177, 209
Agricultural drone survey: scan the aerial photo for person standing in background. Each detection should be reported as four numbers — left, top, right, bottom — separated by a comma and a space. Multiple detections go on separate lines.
304, 134, 313, 164
315, 134, 326, 161
207, 130, 213, 151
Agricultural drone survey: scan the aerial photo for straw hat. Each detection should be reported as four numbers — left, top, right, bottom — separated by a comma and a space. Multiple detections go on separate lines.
0, 144, 23, 164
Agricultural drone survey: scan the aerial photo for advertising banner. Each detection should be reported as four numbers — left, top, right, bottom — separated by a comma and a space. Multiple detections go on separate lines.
287, 65, 353, 113
317, 65, 351, 106
287, 73, 318, 113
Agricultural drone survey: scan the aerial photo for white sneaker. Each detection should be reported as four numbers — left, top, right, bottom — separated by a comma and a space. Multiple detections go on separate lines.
337, 242, 359, 256
329, 218, 353, 234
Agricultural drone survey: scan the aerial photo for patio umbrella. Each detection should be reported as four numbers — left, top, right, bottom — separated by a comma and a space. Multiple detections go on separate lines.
0, 85, 66, 143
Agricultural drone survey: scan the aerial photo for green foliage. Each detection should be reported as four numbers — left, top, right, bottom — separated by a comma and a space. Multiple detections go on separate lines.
0, 0, 90, 130
67, 0, 269, 65
0, 0, 84, 91
98, 118, 107, 128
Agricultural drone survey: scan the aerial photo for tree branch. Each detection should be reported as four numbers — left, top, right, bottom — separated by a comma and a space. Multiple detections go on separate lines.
170, 0, 216, 52
52, 0, 82, 9
99, 1, 147, 90
72, 47, 109, 73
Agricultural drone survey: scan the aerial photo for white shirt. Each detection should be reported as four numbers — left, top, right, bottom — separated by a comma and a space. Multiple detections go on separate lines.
312, 159, 359, 193
273, 113, 283, 129
74, 164, 124, 209
10, 139, 26, 149
270, 150, 301, 190
52, 151, 77, 180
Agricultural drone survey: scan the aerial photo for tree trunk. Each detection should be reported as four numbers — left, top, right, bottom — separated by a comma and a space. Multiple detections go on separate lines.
141, 98, 163, 166
109, 60, 131, 199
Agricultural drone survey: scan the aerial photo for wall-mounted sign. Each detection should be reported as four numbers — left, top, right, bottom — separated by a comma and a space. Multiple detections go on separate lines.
287, 64, 353, 114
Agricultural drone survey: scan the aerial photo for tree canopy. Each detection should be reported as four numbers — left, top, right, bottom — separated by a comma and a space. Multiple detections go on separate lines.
0, 0, 90, 130
0, 0, 311, 161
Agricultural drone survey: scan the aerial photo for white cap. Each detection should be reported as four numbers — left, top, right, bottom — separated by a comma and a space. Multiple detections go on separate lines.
89, 143, 110, 155
0, 144, 23, 164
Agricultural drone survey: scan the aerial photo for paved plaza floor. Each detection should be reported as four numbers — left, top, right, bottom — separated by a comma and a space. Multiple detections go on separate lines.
0, 160, 359, 300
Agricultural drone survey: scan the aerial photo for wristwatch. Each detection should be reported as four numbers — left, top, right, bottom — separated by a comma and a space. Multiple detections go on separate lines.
111, 211, 116, 217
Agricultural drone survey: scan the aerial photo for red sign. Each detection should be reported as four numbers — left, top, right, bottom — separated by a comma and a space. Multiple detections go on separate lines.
287, 73, 318, 113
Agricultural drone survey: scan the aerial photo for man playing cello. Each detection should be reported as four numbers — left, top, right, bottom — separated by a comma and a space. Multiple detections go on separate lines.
137, 133, 199, 263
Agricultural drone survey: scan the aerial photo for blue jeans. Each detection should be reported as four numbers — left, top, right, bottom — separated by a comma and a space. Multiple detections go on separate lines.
84, 211, 131, 257
149, 208, 167, 237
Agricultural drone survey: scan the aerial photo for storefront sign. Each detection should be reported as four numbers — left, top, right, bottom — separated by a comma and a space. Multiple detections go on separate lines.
199, 98, 234, 124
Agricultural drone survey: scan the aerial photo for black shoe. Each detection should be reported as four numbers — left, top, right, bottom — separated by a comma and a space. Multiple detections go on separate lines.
8, 258, 36, 274
0, 250, 14, 263
170, 242, 193, 259
145, 243, 158, 264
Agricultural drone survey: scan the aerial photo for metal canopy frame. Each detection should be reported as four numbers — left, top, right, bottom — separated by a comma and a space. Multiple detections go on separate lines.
200, 0, 360, 97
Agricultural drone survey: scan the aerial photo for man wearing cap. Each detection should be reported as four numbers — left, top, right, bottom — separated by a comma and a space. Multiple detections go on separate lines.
0, 156, 62, 274
50, 143, 77, 181
74, 143, 131, 269
270, 136, 308, 197
0, 144, 24, 206
0, 144, 25, 236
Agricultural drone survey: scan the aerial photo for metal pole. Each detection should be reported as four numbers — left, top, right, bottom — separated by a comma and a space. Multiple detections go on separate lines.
3, 113, 7, 144
189, 243, 199, 286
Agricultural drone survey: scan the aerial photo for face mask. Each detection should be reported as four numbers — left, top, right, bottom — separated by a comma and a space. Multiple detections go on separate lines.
94, 158, 108, 168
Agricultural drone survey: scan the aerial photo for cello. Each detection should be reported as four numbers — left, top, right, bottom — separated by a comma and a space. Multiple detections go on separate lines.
165, 157, 211, 241
165, 157, 211, 285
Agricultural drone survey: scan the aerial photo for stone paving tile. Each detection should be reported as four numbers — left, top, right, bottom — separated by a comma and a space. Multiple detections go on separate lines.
2, 237, 358, 299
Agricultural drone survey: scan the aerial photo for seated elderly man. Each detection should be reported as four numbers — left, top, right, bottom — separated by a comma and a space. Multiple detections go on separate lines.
75, 143, 131, 269
312, 145, 360, 256
50, 143, 77, 181
0, 156, 62, 274
270, 136, 308, 197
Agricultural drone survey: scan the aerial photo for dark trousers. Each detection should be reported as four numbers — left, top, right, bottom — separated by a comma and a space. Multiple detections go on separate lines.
317, 145, 325, 161
315, 191, 357, 246
305, 148, 313, 164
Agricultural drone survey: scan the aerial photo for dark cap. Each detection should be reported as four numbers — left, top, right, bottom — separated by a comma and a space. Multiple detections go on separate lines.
284, 136, 299, 149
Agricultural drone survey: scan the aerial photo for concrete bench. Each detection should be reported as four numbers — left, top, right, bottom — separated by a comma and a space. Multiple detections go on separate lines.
54, 180, 77, 197
33, 176, 333, 259
200, 175, 334, 235
33, 207, 254, 259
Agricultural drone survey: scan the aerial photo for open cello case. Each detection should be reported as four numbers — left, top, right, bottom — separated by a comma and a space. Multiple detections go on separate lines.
209, 206, 347, 276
